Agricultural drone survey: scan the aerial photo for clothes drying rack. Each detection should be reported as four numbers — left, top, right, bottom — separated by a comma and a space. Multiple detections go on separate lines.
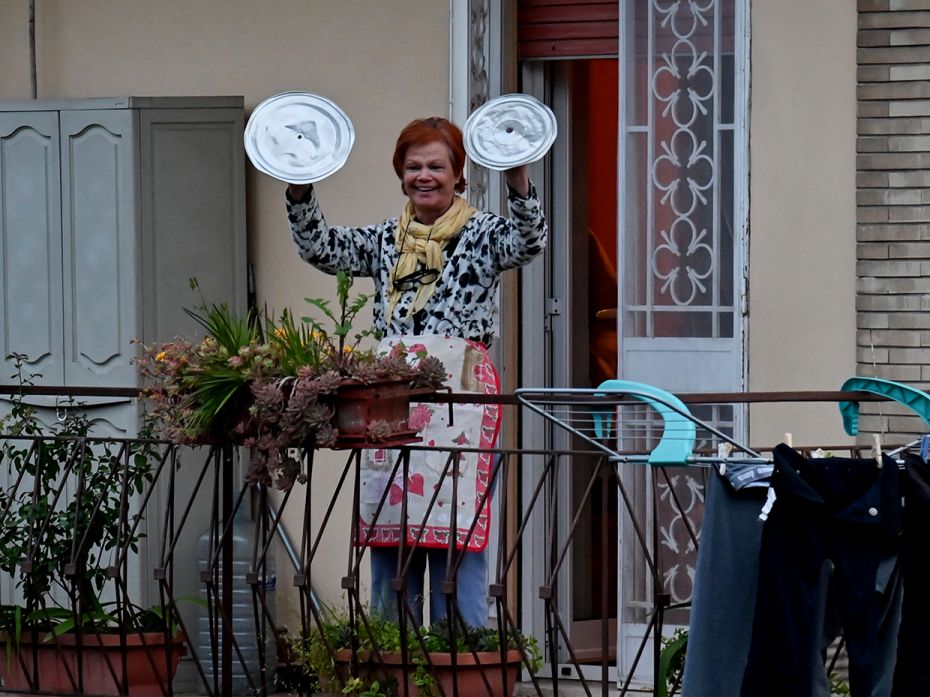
512, 376, 930, 696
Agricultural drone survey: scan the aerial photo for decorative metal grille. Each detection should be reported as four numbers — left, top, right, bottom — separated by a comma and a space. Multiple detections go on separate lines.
468, 0, 491, 212
624, 0, 737, 339
619, 403, 732, 622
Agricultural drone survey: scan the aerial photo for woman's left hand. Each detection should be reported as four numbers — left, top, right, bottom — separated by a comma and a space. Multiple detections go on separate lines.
504, 165, 530, 197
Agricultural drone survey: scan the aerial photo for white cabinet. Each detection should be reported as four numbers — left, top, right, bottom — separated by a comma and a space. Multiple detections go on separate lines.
0, 99, 250, 691
0, 97, 247, 435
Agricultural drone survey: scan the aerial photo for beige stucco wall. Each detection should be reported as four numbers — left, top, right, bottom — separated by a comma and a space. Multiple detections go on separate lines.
0, 0, 866, 628
0, 0, 451, 616
747, 0, 858, 447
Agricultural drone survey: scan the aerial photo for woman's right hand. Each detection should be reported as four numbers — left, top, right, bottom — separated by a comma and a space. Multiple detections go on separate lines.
503, 165, 530, 197
288, 183, 311, 200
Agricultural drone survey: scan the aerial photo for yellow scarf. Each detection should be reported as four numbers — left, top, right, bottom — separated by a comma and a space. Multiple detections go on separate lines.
388, 196, 476, 319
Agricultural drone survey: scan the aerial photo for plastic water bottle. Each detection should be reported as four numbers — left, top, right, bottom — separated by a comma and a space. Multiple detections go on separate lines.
196, 510, 276, 695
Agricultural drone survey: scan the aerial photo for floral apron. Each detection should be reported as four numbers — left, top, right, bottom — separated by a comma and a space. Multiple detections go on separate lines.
357, 335, 501, 551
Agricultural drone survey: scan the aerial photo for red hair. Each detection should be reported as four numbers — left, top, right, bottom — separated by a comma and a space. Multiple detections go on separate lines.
392, 117, 467, 193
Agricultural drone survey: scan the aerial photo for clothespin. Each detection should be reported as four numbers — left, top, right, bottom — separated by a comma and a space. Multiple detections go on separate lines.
920, 434, 930, 463
872, 433, 883, 467
784, 433, 793, 448
717, 442, 733, 475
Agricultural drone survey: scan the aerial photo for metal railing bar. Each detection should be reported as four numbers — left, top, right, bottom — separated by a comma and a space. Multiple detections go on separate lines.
161, 447, 213, 567
547, 604, 596, 697
258, 486, 303, 574
306, 449, 356, 571
502, 452, 558, 576
113, 442, 172, 570
657, 466, 702, 552
2, 382, 917, 697
0, 383, 895, 406
545, 458, 602, 588
613, 461, 661, 581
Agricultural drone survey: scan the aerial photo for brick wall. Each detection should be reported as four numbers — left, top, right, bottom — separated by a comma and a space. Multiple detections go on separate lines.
857, 0, 930, 440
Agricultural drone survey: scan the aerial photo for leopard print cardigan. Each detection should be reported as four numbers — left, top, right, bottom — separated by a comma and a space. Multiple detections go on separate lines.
286, 184, 547, 346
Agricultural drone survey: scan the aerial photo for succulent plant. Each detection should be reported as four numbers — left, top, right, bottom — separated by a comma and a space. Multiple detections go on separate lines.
412, 355, 447, 390
136, 272, 448, 490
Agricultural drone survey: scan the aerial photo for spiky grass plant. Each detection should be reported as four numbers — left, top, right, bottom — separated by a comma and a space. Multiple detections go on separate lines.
137, 272, 448, 490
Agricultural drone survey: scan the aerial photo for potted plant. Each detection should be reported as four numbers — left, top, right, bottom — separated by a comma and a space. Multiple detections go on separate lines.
136, 272, 448, 491
0, 353, 186, 695
289, 610, 541, 697
657, 628, 688, 697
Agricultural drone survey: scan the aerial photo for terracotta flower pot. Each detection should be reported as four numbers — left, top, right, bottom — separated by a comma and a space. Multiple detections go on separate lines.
332, 379, 421, 449
334, 648, 522, 697
0, 631, 186, 696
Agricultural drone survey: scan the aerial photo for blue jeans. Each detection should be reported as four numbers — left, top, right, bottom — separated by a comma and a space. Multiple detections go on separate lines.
369, 453, 500, 629
369, 545, 489, 628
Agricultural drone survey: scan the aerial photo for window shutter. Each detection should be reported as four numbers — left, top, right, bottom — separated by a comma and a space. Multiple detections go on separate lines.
518, 0, 619, 60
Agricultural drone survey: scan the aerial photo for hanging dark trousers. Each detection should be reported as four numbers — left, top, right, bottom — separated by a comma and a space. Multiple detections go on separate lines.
892, 453, 930, 696
741, 444, 902, 697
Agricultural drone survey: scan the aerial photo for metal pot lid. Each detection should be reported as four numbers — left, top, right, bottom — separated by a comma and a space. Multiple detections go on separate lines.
463, 93, 557, 171
244, 91, 355, 184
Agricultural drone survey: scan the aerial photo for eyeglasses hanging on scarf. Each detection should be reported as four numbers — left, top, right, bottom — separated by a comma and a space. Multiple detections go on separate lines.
392, 266, 440, 292
388, 197, 475, 321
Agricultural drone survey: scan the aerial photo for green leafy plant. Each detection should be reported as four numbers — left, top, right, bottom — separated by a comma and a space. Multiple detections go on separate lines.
420, 616, 542, 671
288, 607, 540, 697
303, 271, 381, 358
657, 628, 688, 697
136, 272, 448, 490
829, 672, 851, 696
343, 676, 391, 697
0, 354, 176, 645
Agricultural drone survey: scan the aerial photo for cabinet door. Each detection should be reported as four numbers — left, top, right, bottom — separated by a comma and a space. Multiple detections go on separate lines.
139, 107, 247, 344
59, 110, 139, 387
0, 111, 65, 385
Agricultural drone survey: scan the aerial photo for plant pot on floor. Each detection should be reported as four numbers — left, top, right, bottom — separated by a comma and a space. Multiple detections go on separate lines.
334, 648, 522, 697
0, 631, 186, 696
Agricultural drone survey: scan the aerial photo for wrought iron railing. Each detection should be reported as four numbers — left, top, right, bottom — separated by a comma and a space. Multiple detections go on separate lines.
0, 386, 890, 696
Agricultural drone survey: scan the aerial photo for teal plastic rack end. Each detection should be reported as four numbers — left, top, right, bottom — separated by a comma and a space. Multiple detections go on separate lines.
593, 380, 696, 466
839, 377, 930, 436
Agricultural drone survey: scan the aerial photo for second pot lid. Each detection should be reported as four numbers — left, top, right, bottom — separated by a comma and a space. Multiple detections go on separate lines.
244, 91, 355, 184
463, 93, 557, 170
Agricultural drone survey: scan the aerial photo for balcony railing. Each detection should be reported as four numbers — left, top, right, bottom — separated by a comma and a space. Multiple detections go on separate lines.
0, 385, 890, 696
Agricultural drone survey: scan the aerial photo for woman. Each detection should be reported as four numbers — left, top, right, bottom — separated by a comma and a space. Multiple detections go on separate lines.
285, 116, 546, 629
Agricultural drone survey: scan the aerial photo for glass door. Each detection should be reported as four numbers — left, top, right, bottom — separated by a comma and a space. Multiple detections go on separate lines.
616, 0, 747, 685
519, 0, 747, 687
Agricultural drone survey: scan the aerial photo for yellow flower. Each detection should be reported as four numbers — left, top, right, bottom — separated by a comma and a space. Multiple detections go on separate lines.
342, 345, 353, 354
155, 351, 167, 362
274, 327, 287, 339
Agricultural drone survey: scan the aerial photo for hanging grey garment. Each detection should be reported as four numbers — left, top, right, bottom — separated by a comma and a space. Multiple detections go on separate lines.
681, 469, 767, 697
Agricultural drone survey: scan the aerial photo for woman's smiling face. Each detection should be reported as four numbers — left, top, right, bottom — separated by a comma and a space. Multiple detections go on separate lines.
402, 141, 461, 225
